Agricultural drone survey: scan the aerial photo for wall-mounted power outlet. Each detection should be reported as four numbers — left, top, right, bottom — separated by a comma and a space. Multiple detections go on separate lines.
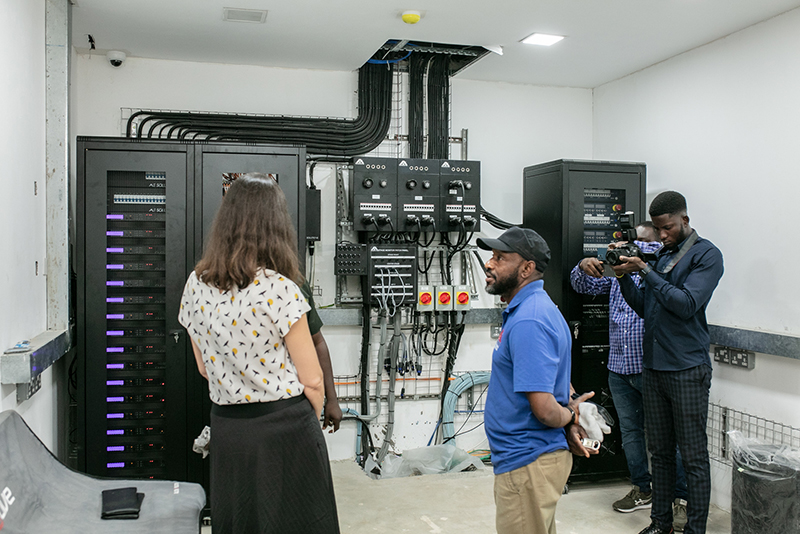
713, 345, 755, 370
490, 325, 502, 339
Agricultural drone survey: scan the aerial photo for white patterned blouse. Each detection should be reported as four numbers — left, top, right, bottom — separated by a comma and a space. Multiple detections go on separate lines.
179, 268, 310, 405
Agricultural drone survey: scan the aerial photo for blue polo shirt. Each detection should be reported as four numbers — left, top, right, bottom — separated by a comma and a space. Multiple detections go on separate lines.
618, 231, 723, 371
485, 280, 572, 475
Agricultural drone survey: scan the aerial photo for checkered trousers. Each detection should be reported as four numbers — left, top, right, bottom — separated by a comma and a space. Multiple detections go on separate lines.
642, 365, 712, 534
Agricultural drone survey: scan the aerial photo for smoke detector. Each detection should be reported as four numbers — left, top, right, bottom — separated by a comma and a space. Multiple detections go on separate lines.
401, 11, 421, 24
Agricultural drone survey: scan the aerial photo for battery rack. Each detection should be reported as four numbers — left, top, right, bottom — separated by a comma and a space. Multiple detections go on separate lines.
103, 170, 170, 476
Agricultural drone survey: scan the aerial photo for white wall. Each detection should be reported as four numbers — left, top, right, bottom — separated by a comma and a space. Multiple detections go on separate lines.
593, 6, 800, 510
72, 53, 593, 459
73, 55, 358, 136
0, 0, 59, 449
451, 78, 594, 227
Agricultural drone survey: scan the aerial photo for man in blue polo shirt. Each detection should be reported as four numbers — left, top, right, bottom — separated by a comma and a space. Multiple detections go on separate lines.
478, 227, 593, 534
613, 191, 724, 534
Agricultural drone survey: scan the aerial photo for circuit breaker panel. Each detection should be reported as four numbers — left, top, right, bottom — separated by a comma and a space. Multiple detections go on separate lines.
523, 159, 646, 481
350, 157, 480, 234
76, 137, 306, 491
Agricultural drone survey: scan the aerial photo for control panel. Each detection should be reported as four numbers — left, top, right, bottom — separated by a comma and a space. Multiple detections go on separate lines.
397, 158, 440, 233
438, 159, 480, 231
334, 243, 368, 276
350, 157, 481, 234
583, 188, 627, 257
351, 157, 398, 232
367, 245, 417, 308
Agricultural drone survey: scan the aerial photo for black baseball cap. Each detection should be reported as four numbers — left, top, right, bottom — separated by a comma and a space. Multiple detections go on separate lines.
476, 227, 551, 272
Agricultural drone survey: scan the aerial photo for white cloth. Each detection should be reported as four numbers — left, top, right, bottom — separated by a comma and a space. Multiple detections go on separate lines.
179, 269, 310, 405
579, 402, 612, 442
193, 425, 211, 458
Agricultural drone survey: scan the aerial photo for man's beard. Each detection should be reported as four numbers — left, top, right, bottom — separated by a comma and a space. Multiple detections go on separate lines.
486, 267, 521, 296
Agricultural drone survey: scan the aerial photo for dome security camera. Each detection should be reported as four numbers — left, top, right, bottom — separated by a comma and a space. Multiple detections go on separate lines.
107, 51, 126, 68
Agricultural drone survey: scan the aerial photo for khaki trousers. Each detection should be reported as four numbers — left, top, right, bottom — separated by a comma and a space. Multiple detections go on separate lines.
494, 449, 573, 534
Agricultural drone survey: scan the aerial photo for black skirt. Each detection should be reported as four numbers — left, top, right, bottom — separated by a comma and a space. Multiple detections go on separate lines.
209, 395, 340, 534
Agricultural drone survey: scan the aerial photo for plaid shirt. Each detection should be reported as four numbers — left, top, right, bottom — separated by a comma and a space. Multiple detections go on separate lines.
569, 241, 662, 375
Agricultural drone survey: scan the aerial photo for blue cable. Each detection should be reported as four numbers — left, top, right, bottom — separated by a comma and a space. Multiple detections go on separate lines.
441, 372, 491, 442
342, 408, 363, 456
367, 50, 413, 65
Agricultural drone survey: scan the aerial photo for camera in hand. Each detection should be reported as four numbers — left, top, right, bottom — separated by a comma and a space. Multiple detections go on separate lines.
604, 211, 657, 266
605, 243, 655, 266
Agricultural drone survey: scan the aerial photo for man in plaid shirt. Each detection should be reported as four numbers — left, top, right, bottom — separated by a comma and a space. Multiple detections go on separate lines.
570, 222, 688, 532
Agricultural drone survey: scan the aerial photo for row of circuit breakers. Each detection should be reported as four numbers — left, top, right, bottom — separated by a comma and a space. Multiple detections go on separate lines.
351, 157, 481, 232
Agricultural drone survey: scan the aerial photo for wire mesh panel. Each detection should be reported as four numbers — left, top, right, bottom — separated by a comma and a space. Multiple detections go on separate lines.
708, 403, 800, 465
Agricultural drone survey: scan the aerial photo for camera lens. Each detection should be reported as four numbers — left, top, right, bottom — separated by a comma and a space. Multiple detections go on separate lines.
605, 250, 622, 266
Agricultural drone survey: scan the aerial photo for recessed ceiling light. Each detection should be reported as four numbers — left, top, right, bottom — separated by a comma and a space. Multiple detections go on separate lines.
521, 33, 564, 46
223, 8, 268, 23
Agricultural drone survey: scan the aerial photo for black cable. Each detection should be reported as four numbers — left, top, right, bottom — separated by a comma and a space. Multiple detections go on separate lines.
421, 319, 448, 356
408, 53, 429, 159
421, 222, 438, 247
127, 63, 394, 157
358, 276, 372, 465
480, 205, 521, 230
443, 385, 487, 444
450, 421, 485, 440
426, 55, 451, 159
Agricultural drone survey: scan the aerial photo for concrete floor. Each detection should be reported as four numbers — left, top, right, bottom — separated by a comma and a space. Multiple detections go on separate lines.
202, 460, 732, 533
329, 460, 731, 534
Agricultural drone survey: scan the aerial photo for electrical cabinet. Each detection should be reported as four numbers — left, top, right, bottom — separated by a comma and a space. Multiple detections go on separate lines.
76, 137, 305, 492
351, 157, 398, 232
439, 159, 480, 232
397, 158, 440, 232
523, 159, 646, 481
350, 157, 480, 234
366, 245, 417, 308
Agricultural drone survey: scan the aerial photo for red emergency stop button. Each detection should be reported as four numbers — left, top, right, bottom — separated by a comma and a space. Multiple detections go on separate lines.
438, 292, 451, 305
457, 292, 469, 304
419, 292, 432, 305
612, 204, 623, 211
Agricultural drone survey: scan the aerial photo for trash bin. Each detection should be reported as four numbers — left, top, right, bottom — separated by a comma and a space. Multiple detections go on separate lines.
729, 431, 800, 534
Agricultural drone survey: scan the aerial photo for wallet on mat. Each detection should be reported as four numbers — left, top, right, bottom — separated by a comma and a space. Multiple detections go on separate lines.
101, 487, 145, 520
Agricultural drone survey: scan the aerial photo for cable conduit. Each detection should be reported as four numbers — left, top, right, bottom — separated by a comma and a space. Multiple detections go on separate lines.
441, 371, 491, 442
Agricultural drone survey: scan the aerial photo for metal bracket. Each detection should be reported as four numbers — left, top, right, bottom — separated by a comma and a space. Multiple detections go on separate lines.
1, 329, 72, 403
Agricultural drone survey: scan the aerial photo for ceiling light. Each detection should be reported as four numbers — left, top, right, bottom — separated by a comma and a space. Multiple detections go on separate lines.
223, 8, 268, 23
521, 33, 564, 46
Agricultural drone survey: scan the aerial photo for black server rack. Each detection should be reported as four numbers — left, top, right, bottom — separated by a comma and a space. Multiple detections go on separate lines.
76, 137, 306, 492
522, 159, 646, 481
